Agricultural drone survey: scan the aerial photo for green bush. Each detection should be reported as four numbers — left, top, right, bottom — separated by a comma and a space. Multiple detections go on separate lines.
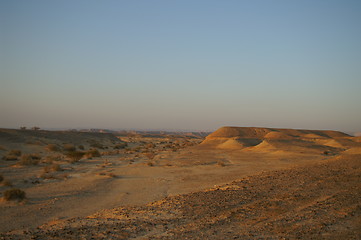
3, 188, 26, 201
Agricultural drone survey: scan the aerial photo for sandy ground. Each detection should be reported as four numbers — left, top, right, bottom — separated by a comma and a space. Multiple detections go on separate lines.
0, 127, 360, 239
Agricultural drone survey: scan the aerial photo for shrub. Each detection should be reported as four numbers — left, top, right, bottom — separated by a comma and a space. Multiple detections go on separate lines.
42, 155, 62, 164
45, 144, 60, 152
113, 142, 128, 149
85, 149, 101, 158
143, 152, 155, 160
2, 155, 18, 161
20, 154, 41, 165
43, 164, 62, 173
65, 151, 84, 163
63, 144, 76, 152
3, 188, 26, 201
217, 161, 225, 167
89, 141, 104, 149
2, 180, 12, 186
8, 150, 21, 156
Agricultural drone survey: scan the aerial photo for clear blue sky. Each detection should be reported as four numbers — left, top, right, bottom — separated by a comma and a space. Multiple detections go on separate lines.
1, 0, 360, 132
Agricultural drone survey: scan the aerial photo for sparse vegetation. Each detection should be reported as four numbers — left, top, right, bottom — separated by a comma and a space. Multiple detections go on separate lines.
45, 144, 60, 152
65, 151, 85, 163
89, 141, 104, 149
2, 180, 12, 186
43, 164, 62, 173
8, 150, 22, 156
85, 148, 101, 158
217, 161, 226, 167
114, 142, 128, 149
63, 144, 76, 152
19, 154, 41, 165
3, 188, 26, 201
144, 152, 155, 160
42, 154, 63, 164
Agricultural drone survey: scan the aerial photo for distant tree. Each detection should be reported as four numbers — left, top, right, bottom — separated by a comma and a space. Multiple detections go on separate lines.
20, 126, 27, 130
31, 126, 40, 131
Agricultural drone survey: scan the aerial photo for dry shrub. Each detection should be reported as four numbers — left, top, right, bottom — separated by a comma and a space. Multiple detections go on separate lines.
43, 164, 62, 173
2, 179, 12, 186
89, 141, 104, 149
20, 154, 41, 165
114, 142, 128, 149
217, 161, 225, 167
8, 150, 22, 156
42, 155, 63, 164
63, 144, 76, 152
85, 149, 101, 158
65, 151, 84, 163
143, 152, 155, 160
45, 144, 60, 152
2, 154, 18, 161
145, 143, 155, 149
3, 188, 26, 201
147, 161, 154, 167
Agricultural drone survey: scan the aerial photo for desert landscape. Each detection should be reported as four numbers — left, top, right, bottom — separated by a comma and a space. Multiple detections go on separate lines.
0, 126, 360, 239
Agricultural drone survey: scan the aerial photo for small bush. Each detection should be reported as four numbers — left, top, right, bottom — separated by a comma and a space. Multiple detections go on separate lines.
42, 155, 62, 164
2, 155, 18, 161
217, 161, 226, 167
85, 149, 101, 158
8, 150, 22, 156
89, 141, 104, 149
63, 144, 76, 152
65, 151, 84, 163
20, 154, 41, 165
2, 180, 12, 186
45, 144, 60, 152
43, 164, 62, 173
3, 188, 26, 201
143, 152, 155, 160
113, 142, 128, 149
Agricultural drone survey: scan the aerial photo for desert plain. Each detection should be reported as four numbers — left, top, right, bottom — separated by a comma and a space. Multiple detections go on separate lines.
0, 126, 360, 239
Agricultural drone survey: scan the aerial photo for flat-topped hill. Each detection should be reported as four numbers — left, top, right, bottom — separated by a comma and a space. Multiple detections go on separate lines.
206, 126, 350, 139
201, 126, 357, 152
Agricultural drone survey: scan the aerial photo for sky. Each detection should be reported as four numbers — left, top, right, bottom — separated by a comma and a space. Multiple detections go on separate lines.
1, 0, 361, 133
